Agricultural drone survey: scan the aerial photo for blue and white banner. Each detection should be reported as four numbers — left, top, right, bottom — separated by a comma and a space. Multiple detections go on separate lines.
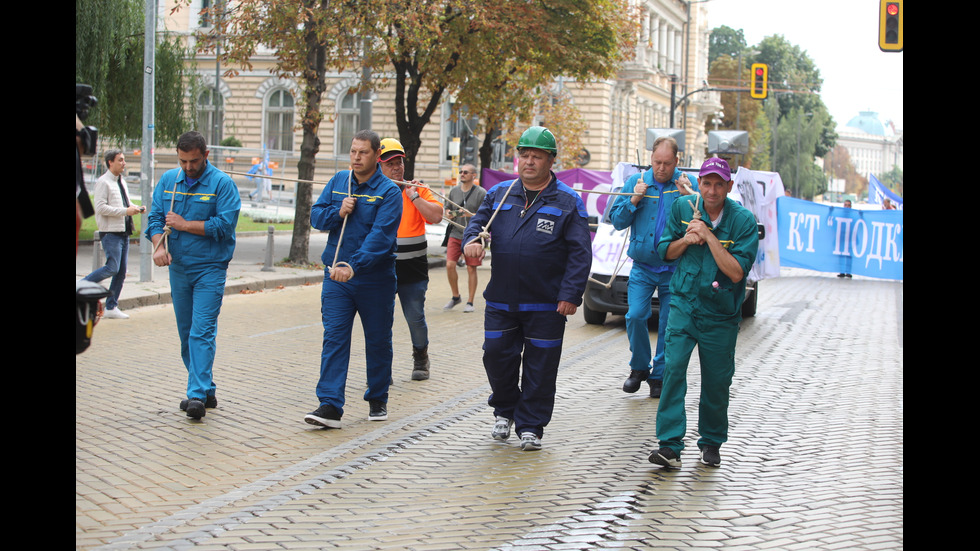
777, 197, 903, 281
868, 174, 903, 209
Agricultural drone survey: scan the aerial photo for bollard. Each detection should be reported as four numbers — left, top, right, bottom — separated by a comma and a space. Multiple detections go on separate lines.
91, 231, 104, 272
262, 225, 275, 272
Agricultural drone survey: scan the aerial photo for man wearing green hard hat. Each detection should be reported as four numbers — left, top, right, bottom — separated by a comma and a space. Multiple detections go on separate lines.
462, 126, 592, 451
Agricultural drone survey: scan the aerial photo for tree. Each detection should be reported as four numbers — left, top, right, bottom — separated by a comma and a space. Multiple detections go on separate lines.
708, 25, 747, 65
451, 0, 635, 171
754, 34, 836, 157
375, 0, 635, 177
76, 0, 191, 144
824, 145, 868, 196
189, 0, 368, 263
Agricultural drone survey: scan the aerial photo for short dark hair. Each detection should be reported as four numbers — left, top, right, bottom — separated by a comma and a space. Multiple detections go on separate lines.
651, 136, 679, 157
353, 129, 381, 151
176, 131, 208, 155
104, 149, 123, 168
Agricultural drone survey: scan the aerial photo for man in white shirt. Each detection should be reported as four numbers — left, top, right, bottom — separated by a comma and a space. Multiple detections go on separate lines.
82, 149, 143, 319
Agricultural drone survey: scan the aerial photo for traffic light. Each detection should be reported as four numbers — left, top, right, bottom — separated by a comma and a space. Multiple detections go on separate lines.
878, 0, 902, 52
750, 63, 768, 99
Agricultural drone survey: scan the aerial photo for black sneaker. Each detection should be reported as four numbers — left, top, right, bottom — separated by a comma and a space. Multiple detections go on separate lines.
304, 404, 342, 428
647, 379, 663, 399
180, 395, 218, 411
649, 447, 681, 468
368, 400, 388, 421
699, 446, 721, 467
184, 398, 206, 419
623, 370, 647, 393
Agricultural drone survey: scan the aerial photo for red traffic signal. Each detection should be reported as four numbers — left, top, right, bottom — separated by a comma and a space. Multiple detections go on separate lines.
879, 0, 903, 52
750, 63, 768, 99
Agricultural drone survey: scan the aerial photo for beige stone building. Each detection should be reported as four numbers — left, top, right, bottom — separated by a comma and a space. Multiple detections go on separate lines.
163, 0, 718, 183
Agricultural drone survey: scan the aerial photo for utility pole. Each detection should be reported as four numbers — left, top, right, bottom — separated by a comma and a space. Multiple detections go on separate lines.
139, 0, 156, 282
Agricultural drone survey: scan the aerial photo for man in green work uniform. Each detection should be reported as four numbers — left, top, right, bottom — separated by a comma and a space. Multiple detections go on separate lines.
648, 157, 758, 469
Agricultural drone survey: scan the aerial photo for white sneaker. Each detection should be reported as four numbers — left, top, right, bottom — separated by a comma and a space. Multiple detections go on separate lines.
103, 308, 129, 319
443, 297, 462, 310
520, 432, 542, 451
491, 417, 513, 441
463, 303, 475, 313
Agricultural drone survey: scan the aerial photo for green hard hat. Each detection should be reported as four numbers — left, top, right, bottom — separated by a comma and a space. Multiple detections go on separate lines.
517, 126, 557, 156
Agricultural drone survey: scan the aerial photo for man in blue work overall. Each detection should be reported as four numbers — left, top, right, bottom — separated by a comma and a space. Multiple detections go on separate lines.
304, 130, 402, 429
147, 131, 241, 420
463, 126, 592, 451
648, 157, 759, 469
607, 136, 695, 399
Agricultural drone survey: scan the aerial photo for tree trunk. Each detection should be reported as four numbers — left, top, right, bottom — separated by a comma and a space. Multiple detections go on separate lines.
288, 16, 328, 264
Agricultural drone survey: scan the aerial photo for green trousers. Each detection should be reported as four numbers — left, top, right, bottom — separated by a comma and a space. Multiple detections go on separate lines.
656, 299, 739, 453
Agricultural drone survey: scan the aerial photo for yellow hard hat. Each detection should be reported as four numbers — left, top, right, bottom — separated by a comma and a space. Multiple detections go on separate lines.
379, 138, 405, 162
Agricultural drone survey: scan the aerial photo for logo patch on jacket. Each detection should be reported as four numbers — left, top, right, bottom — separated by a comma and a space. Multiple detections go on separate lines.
536, 218, 555, 234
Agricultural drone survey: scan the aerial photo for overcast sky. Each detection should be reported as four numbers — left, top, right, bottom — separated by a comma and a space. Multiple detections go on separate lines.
704, 0, 904, 132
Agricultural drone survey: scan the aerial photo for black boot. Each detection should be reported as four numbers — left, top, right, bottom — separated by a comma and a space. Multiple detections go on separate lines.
412, 346, 430, 380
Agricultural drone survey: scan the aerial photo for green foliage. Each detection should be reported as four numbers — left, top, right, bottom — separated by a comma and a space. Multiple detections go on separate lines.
220, 136, 244, 148
708, 26, 747, 65
75, 0, 193, 144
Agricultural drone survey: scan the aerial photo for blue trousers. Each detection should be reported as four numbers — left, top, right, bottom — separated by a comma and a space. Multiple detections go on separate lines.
396, 278, 428, 350
84, 232, 129, 310
656, 299, 739, 453
483, 306, 566, 438
317, 273, 396, 418
624, 265, 672, 381
169, 262, 227, 400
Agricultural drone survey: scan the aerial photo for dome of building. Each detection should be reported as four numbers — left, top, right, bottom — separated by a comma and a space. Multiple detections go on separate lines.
844, 111, 885, 136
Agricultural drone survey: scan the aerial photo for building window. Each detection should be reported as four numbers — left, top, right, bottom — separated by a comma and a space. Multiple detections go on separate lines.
197, 88, 223, 145
335, 91, 360, 155
265, 89, 294, 151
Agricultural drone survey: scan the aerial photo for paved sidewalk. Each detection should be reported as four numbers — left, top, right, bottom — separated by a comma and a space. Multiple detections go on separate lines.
76, 249, 903, 551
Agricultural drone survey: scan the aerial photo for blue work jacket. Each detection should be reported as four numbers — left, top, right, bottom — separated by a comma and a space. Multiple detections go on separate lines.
145, 161, 241, 268
462, 173, 592, 310
311, 166, 402, 280
607, 167, 696, 273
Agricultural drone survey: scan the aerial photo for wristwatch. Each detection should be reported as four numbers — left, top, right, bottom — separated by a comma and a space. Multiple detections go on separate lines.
410, 193, 420, 201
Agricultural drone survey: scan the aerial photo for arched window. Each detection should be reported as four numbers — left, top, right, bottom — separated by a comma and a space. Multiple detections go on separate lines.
197, 88, 223, 145
334, 91, 360, 155
265, 89, 294, 151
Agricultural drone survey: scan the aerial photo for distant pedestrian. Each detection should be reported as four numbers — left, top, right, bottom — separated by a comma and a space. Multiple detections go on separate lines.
146, 131, 242, 419
304, 130, 402, 429
648, 157, 759, 469
83, 149, 144, 319
837, 199, 853, 278
444, 163, 486, 313
378, 137, 443, 381
462, 126, 592, 451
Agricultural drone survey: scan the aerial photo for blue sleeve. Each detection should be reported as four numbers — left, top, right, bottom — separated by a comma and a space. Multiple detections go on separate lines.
145, 170, 173, 240
607, 173, 641, 231
311, 173, 346, 232
348, 184, 403, 275
204, 173, 241, 242
657, 197, 688, 260
559, 193, 594, 305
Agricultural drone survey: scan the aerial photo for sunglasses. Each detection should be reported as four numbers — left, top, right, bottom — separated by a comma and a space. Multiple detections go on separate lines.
460, 171, 471, 175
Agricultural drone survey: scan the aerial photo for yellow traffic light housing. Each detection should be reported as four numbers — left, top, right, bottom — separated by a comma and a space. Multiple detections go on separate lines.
750, 63, 768, 99
879, 0, 903, 52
